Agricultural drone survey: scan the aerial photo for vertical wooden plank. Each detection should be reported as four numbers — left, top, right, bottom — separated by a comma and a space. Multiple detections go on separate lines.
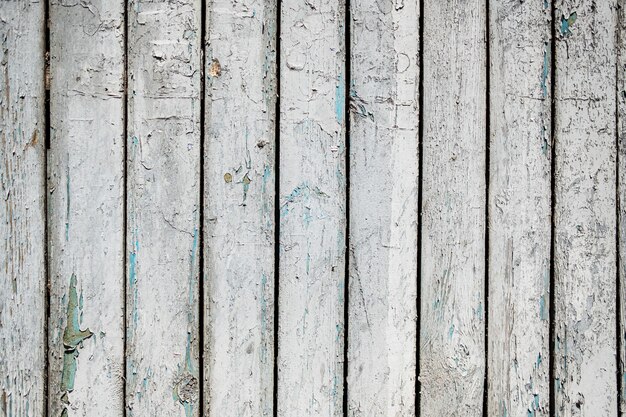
487, 2, 551, 416
203, 0, 276, 414
619, 0, 626, 413
47, 1, 126, 416
419, 0, 486, 415
0, 2, 46, 416
277, 0, 346, 414
126, 1, 201, 416
347, 0, 419, 414
554, 1, 618, 416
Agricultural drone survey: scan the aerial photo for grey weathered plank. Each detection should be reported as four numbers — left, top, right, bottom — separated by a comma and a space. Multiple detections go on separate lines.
0, 2, 46, 417
487, 1, 552, 416
203, 0, 277, 415
277, 0, 346, 414
47, 1, 126, 416
347, 0, 419, 415
419, 1, 487, 415
554, 1, 618, 416
126, 1, 202, 416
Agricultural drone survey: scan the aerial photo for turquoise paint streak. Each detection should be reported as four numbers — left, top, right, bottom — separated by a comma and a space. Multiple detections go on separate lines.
335, 74, 345, 124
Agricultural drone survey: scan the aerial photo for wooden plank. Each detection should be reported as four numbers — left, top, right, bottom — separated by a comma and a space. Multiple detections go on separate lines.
277, 0, 346, 414
487, 2, 551, 416
126, 1, 202, 416
203, 0, 277, 415
419, 1, 486, 415
347, 0, 419, 414
554, 1, 618, 416
0, 2, 46, 417
47, 1, 126, 416
620, 1, 626, 413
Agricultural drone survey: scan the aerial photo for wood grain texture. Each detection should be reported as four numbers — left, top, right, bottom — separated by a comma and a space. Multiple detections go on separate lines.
277, 0, 346, 414
47, 1, 126, 416
0, 2, 46, 417
487, 2, 552, 416
419, 1, 486, 415
126, 1, 201, 416
203, 0, 277, 415
554, 1, 618, 416
347, 0, 419, 415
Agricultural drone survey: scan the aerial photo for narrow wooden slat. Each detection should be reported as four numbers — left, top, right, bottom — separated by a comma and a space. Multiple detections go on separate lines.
419, 1, 486, 415
0, 2, 46, 416
347, 0, 419, 414
277, 0, 346, 414
126, 1, 201, 415
487, 2, 551, 416
47, 1, 126, 415
619, 1, 626, 412
203, 0, 277, 415
554, 1, 618, 415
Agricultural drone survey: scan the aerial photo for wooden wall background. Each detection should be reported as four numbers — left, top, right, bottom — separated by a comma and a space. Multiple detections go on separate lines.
1, 0, 625, 416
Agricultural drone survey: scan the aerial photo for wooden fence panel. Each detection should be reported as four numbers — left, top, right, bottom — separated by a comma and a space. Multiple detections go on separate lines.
0, 2, 46, 417
47, 1, 126, 416
347, 0, 419, 415
277, 0, 347, 414
554, 1, 618, 416
487, 2, 552, 416
126, 1, 202, 416
203, 0, 277, 415
419, 1, 487, 415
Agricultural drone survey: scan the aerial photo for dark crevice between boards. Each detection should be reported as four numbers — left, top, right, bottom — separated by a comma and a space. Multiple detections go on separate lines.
615, 5, 623, 415
483, 0, 491, 416
549, 0, 557, 416
122, 0, 129, 416
199, 0, 207, 415
44, 0, 51, 415
416, 0, 424, 415
272, 0, 281, 415
342, 0, 351, 414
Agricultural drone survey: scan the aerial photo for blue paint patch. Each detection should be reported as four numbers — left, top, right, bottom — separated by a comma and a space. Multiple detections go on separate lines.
560, 12, 577, 36
539, 295, 547, 321
335, 74, 345, 124
448, 324, 455, 340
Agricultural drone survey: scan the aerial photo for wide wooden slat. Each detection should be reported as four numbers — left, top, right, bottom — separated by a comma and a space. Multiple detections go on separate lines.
126, 1, 202, 416
487, 2, 552, 416
620, 0, 626, 413
419, 1, 487, 415
47, 1, 126, 416
347, 0, 419, 415
277, 0, 346, 414
203, 0, 277, 415
0, 2, 46, 416
554, 1, 618, 415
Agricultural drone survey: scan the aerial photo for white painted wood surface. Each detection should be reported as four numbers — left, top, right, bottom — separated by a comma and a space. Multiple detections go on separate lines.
619, 0, 626, 412
0, 2, 46, 417
277, 0, 346, 414
126, 1, 202, 416
47, 1, 126, 416
487, 2, 551, 416
419, 1, 487, 415
203, 0, 276, 415
347, 0, 419, 414
554, 1, 618, 416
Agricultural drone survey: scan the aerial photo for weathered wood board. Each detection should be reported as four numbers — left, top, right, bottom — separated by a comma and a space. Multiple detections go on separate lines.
554, 1, 618, 416
277, 0, 347, 414
419, 1, 487, 415
618, 0, 626, 412
0, 2, 46, 417
126, 1, 202, 416
347, 0, 419, 414
47, 1, 126, 416
203, 0, 277, 415
487, 1, 552, 416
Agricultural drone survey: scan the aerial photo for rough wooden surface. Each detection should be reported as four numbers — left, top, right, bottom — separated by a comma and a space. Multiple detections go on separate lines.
203, 0, 277, 415
419, 1, 487, 415
487, 1, 552, 416
619, 1, 626, 413
126, 1, 202, 416
47, 1, 126, 416
277, 0, 346, 414
347, 0, 419, 414
554, 1, 618, 416
0, 2, 46, 417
